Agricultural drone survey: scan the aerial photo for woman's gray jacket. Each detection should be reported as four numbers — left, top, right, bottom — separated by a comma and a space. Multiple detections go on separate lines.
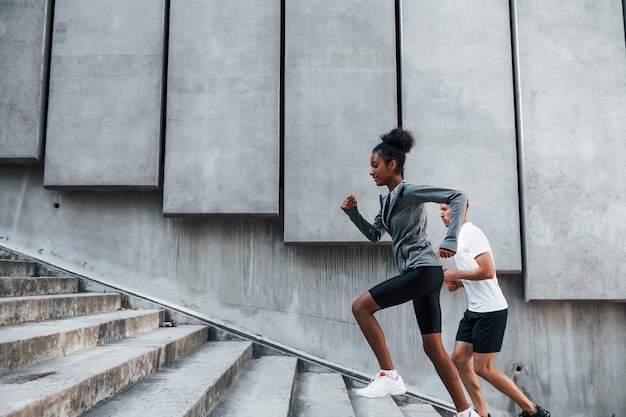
343, 182, 467, 273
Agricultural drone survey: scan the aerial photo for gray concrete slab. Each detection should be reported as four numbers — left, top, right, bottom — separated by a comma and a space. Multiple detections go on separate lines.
0, 260, 37, 277
401, 0, 521, 272
0, 292, 121, 325
163, 0, 280, 216
292, 372, 356, 417
0, 325, 208, 417
209, 356, 297, 417
349, 388, 405, 417
283, 0, 397, 243
84, 341, 253, 417
514, 0, 626, 299
0, 308, 161, 372
0, 0, 52, 163
0, 276, 78, 296
398, 403, 442, 417
43, 0, 165, 189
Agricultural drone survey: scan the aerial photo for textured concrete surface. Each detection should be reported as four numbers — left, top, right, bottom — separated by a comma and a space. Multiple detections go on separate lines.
1, 1, 626, 415
515, 0, 626, 299
43, 0, 165, 189
0, 309, 161, 372
0, 260, 37, 277
0, 292, 121, 325
292, 372, 355, 417
398, 403, 442, 417
0, 276, 77, 296
1, 165, 626, 416
163, 0, 280, 216
283, 0, 397, 243
349, 389, 405, 416
209, 356, 297, 417
0, 325, 208, 417
0, 0, 52, 163
401, 0, 521, 272
83, 341, 253, 417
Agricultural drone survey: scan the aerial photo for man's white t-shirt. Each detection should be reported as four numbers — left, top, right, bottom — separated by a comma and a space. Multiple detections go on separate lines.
454, 222, 508, 313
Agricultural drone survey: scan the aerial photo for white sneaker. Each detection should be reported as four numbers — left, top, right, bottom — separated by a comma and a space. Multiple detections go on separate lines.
356, 371, 406, 398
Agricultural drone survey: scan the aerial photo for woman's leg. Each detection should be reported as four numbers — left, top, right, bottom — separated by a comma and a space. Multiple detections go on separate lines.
356, 268, 443, 370
423, 333, 471, 412
352, 291, 407, 398
352, 292, 394, 370
412, 268, 471, 413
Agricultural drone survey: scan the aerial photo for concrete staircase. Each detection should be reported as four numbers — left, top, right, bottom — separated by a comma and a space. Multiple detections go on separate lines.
0, 255, 445, 417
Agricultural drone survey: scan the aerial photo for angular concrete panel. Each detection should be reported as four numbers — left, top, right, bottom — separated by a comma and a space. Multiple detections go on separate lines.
43, 0, 166, 189
0, 0, 53, 164
284, 0, 397, 243
515, 0, 626, 300
162, 0, 280, 216
401, 0, 521, 272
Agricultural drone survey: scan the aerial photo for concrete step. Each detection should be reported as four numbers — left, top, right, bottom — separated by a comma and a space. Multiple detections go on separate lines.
399, 403, 444, 417
0, 276, 78, 297
291, 372, 356, 417
0, 292, 121, 326
0, 260, 37, 277
84, 341, 254, 417
0, 308, 163, 372
0, 325, 208, 417
349, 388, 406, 417
208, 355, 298, 417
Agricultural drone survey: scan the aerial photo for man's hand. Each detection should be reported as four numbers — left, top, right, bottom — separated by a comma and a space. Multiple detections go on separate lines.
443, 267, 463, 292
438, 247, 456, 259
445, 280, 463, 292
341, 195, 358, 210
443, 267, 457, 283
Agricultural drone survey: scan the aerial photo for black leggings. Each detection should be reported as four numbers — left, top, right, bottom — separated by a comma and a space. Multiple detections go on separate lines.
369, 266, 443, 335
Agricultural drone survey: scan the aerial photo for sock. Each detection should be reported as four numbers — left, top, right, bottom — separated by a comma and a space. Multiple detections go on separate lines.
380, 369, 398, 379
456, 407, 473, 417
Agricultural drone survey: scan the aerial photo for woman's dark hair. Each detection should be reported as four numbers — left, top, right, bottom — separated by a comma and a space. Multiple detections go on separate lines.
372, 128, 415, 176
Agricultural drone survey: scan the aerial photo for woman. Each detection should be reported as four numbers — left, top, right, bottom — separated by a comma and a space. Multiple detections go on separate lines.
342, 128, 478, 417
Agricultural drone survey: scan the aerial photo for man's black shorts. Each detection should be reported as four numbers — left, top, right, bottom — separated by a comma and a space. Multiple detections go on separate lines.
455, 308, 508, 353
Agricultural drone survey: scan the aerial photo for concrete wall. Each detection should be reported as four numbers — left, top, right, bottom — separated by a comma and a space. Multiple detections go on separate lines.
0, 164, 624, 417
43, 0, 165, 189
402, 0, 521, 273
283, 0, 397, 243
1, 1, 626, 415
163, 0, 280, 216
514, 0, 626, 300
0, 0, 52, 163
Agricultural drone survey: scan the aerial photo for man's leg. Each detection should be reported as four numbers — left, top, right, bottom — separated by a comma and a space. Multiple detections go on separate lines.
473, 353, 538, 414
451, 341, 488, 417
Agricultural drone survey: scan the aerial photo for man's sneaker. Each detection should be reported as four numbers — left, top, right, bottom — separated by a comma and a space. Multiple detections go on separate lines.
356, 371, 406, 398
520, 405, 550, 417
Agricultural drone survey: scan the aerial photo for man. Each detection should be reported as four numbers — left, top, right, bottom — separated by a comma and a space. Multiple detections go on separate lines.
439, 202, 550, 417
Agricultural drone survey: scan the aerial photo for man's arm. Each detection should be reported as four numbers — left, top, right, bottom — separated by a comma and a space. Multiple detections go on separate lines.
443, 252, 495, 284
